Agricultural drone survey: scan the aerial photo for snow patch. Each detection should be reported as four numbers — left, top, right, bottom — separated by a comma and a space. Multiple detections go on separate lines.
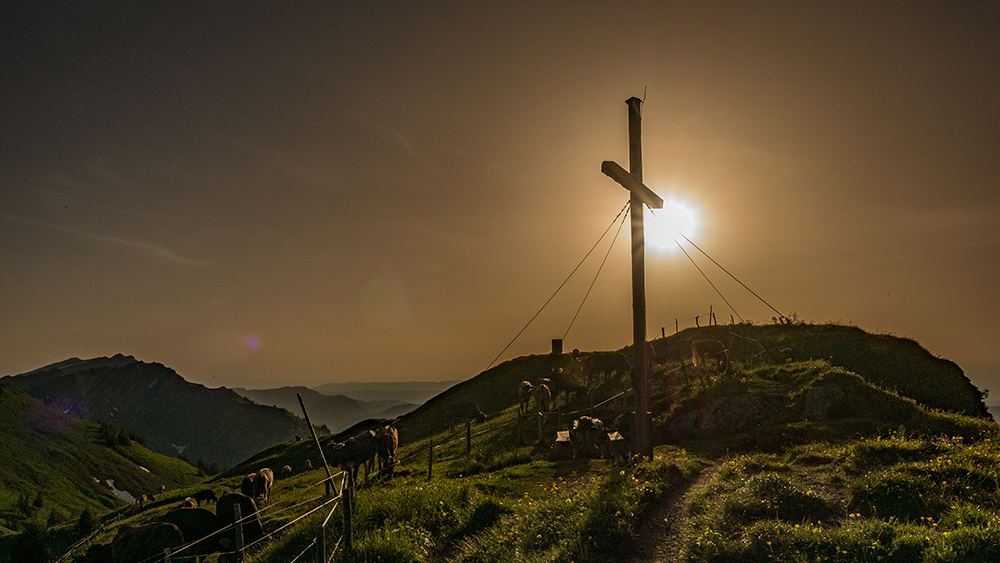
105, 479, 136, 504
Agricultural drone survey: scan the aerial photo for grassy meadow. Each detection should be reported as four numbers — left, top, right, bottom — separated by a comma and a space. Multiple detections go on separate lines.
6, 323, 1000, 563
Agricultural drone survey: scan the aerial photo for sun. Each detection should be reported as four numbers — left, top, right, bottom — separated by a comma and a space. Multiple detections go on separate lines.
644, 199, 698, 251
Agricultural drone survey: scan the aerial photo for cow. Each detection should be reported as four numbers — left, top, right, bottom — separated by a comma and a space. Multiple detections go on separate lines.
111, 522, 184, 563
216, 492, 264, 546
327, 430, 380, 484
240, 473, 256, 498
304, 459, 313, 472
445, 401, 486, 432
691, 339, 728, 374
518, 381, 534, 414
533, 383, 552, 414
254, 468, 274, 508
589, 352, 631, 385
281, 465, 294, 479
135, 494, 146, 509
546, 367, 587, 405
192, 489, 218, 504
174, 497, 198, 509
156, 507, 223, 559
572, 349, 596, 387
377, 425, 399, 476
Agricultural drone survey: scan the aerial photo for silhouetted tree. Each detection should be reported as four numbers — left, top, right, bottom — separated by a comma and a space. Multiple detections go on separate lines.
10, 521, 49, 563
75, 507, 98, 537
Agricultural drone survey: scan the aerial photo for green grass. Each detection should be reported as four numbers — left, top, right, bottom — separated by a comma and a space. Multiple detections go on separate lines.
682, 434, 1000, 563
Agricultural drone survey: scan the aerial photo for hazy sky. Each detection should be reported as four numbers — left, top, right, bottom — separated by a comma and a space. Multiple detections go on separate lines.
3, 2, 999, 394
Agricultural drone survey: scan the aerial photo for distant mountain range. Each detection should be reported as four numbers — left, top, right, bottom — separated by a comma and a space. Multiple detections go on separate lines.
312, 380, 458, 404
1, 356, 458, 471
231, 385, 421, 432
1, 355, 318, 469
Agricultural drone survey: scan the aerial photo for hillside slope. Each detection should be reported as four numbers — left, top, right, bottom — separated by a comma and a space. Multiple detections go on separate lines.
1, 355, 322, 468
0, 384, 200, 533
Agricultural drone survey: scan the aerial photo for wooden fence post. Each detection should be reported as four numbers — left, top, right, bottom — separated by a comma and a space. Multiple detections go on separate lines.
343, 485, 353, 552
298, 393, 335, 497
163, 547, 171, 563
537, 412, 543, 443
517, 411, 522, 443
316, 523, 325, 563
234, 503, 244, 563
466, 419, 471, 454
427, 439, 433, 480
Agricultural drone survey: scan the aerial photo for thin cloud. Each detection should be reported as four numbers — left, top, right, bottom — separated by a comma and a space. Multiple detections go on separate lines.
1, 213, 208, 267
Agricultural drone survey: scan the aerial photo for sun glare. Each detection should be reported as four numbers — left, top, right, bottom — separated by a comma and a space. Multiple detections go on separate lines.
645, 199, 698, 251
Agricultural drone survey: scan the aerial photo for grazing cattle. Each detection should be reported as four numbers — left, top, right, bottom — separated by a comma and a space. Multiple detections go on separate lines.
327, 430, 379, 484
281, 465, 293, 479
192, 489, 217, 504
533, 383, 553, 414
254, 468, 274, 508
377, 425, 399, 476
590, 352, 631, 385
240, 474, 256, 498
572, 349, 596, 387
691, 339, 728, 374
160, 484, 166, 493
136, 494, 146, 509
216, 492, 264, 546
546, 368, 587, 405
518, 381, 534, 414
156, 507, 222, 559
174, 497, 198, 509
446, 401, 486, 432
111, 522, 184, 563
304, 459, 313, 472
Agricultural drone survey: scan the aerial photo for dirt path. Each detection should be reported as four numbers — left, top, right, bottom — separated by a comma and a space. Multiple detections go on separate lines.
627, 463, 722, 563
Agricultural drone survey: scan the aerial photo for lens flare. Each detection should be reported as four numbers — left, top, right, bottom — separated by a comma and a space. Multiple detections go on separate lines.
645, 199, 698, 251
245, 334, 262, 351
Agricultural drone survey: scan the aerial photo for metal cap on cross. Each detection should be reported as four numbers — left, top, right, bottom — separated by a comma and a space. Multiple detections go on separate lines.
602, 96, 660, 461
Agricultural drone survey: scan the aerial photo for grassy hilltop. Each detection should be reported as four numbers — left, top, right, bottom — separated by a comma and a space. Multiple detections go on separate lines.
10, 322, 1000, 563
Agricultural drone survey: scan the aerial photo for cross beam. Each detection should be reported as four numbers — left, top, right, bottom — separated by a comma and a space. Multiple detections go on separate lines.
602, 96, 659, 461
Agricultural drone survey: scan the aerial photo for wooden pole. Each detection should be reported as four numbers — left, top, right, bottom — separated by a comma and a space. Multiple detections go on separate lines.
163, 548, 171, 563
343, 485, 353, 552
627, 96, 653, 461
298, 393, 335, 496
427, 439, 433, 480
234, 503, 244, 563
465, 419, 471, 454
316, 524, 325, 563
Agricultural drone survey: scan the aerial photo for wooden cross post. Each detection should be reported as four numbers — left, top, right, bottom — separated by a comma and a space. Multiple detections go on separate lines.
602, 96, 662, 461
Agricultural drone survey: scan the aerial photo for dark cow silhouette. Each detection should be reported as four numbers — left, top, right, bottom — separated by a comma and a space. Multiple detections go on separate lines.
304, 459, 313, 472
217, 491, 264, 546
240, 473, 256, 498
446, 401, 486, 431
377, 425, 399, 476
691, 339, 728, 374
192, 489, 217, 504
327, 429, 380, 484
156, 507, 222, 559
281, 464, 293, 478
589, 352, 632, 385
111, 522, 184, 563
545, 367, 587, 405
